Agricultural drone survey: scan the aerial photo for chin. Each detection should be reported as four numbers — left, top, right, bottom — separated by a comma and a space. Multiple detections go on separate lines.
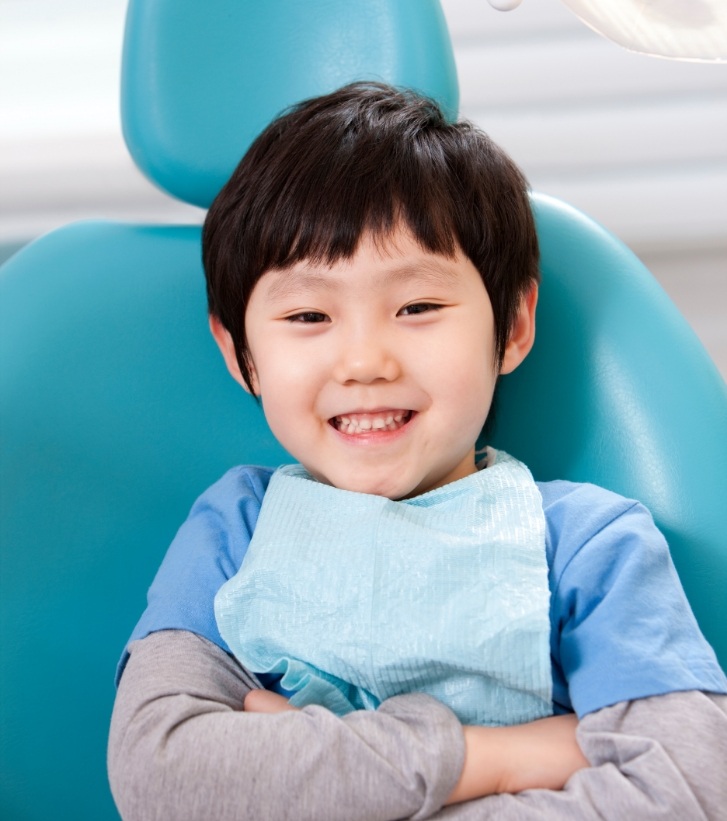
334, 473, 415, 500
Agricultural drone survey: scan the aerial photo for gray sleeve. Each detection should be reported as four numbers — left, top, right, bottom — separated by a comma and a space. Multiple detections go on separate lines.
108, 629, 464, 821
431, 689, 727, 820
110, 630, 727, 821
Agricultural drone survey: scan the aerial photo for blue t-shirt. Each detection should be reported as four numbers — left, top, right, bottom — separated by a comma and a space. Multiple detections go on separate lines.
119, 465, 727, 717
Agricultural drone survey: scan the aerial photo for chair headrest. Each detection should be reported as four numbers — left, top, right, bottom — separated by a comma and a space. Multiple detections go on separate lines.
121, 0, 459, 208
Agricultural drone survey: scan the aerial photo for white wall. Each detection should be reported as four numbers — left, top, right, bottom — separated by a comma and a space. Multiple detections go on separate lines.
1, 0, 725, 375
0, 0, 204, 247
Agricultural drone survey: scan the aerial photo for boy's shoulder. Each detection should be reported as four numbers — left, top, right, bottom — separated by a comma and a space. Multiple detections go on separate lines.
535, 478, 663, 580
208, 463, 277, 492
191, 464, 276, 510
537, 477, 646, 533
537, 477, 640, 512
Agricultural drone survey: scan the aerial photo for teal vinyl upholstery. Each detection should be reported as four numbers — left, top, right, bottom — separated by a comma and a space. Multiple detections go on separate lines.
1, 224, 281, 821
1, 1, 725, 819
121, 0, 458, 207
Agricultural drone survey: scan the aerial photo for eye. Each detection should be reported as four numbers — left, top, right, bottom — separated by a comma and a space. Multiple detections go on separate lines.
286, 311, 329, 323
398, 303, 443, 317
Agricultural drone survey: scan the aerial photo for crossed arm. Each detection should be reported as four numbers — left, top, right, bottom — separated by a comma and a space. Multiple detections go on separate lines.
109, 630, 727, 820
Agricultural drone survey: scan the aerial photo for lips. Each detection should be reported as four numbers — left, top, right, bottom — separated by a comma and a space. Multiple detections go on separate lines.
330, 410, 413, 435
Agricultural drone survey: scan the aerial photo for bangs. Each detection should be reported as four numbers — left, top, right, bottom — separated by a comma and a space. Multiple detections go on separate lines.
253, 151, 462, 273
232, 91, 468, 276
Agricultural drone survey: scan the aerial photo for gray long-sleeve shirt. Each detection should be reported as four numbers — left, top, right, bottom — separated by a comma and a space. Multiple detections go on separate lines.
109, 630, 727, 820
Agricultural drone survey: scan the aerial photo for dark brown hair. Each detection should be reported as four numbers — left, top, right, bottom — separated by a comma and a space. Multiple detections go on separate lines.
203, 82, 539, 391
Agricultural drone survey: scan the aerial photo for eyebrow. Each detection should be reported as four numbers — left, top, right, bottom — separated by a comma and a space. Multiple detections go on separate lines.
264, 270, 336, 301
263, 258, 461, 301
385, 260, 461, 287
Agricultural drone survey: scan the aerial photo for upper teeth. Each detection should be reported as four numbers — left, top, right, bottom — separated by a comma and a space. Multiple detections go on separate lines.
335, 411, 408, 434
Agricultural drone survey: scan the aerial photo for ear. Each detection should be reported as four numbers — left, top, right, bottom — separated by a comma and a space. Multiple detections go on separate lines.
208, 315, 258, 394
499, 284, 538, 375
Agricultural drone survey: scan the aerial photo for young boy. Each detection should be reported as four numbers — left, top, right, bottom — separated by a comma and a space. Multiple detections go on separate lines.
109, 83, 727, 820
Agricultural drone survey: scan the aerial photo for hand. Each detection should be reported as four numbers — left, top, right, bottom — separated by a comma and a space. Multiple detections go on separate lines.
447, 713, 589, 804
495, 713, 589, 794
244, 689, 300, 714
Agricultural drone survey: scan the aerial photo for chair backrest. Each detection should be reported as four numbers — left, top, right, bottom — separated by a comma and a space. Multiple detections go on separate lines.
1, 2, 725, 820
121, 0, 458, 208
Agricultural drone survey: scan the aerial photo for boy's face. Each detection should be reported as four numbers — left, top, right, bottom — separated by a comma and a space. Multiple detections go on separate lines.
213, 225, 535, 500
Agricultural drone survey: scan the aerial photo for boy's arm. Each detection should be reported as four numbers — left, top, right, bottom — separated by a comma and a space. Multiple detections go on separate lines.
244, 688, 589, 802
434, 689, 727, 820
244, 682, 727, 819
108, 629, 464, 821
110, 630, 727, 821
447, 714, 587, 801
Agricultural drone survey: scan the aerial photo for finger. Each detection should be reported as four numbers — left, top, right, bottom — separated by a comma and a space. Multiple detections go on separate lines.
244, 689, 300, 713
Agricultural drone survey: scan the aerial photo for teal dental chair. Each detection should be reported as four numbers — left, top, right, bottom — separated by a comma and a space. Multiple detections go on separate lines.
1, 1, 725, 818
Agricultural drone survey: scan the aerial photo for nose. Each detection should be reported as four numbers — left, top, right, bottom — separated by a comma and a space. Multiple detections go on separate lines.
332, 326, 401, 385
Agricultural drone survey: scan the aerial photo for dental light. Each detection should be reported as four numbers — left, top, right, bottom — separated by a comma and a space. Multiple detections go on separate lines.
486, 0, 727, 62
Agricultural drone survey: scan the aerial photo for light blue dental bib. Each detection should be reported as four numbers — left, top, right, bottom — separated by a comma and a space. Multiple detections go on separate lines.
215, 450, 553, 726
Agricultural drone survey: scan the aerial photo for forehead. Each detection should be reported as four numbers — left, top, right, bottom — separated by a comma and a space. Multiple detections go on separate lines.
258, 227, 472, 301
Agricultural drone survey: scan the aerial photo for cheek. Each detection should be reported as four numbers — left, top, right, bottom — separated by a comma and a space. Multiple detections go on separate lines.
432, 343, 497, 430
424, 327, 496, 391
253, 343, 313, 396
254, 355, 323, 443
258, 392, 311, 464
449, 377, 494, 435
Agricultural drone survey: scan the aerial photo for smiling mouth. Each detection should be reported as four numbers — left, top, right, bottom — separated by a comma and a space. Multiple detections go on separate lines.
330, 410, 413, 435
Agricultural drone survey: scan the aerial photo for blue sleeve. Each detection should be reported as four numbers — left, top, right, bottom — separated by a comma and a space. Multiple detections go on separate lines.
116, 465, 274, 683
540, 481, 727, 718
